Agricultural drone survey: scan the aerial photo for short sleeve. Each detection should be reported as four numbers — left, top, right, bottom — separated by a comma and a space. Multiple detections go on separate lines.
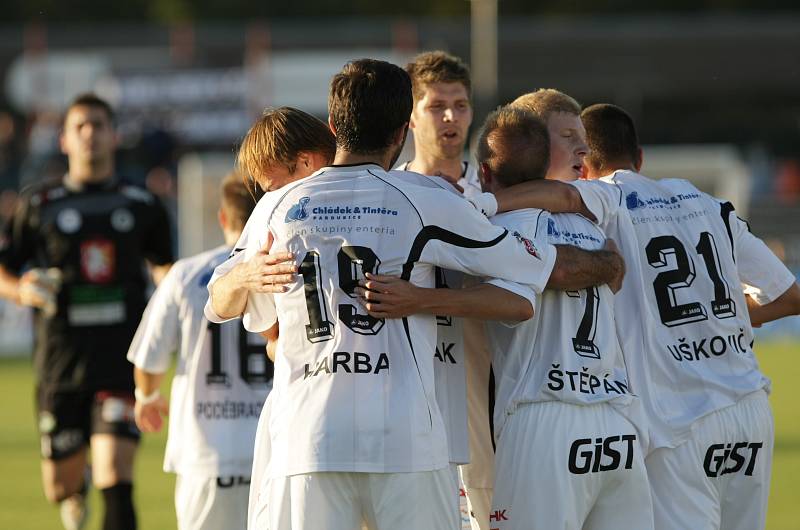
127, 263, 182, 373
405, 185, 557, 294
730, 213, 796, 304
206, 191, 280, 332
485, 278, 536, 328
0, 192, 37, 272
571, 179, 622, 230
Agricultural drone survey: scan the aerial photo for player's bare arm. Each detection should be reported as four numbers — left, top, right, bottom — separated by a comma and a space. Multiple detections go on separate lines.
493, 178, 596, 220
133, 367, 168, 433
746, 282, 800, 328
210, 246, 297, 319
261, 322, 279, 362
548, 239, 625, 292
355, 273, 533, 321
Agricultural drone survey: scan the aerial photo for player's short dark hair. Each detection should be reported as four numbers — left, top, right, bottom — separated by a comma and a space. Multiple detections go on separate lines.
221, 170, 263, 232
328, 59, 412, 155
476, 106, 550, 188
237, 106, 335, 189
406, 51, 471, 101
511, 89, 581, 123
581, 103, 640, 172
65, 93, 114, 124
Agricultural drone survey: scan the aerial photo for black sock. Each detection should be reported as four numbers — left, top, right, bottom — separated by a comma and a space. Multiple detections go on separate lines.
100, 482, 136, 530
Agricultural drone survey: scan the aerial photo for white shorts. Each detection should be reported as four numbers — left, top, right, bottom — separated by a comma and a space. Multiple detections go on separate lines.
266, 468, 459, 530
175, 474, 250, 530
646, 390, 773, 530
249, 394, 273, 530
492, 401, 653, 530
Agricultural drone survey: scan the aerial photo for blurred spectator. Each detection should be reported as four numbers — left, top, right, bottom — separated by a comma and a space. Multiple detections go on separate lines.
0, 110, 24, 191
19, 110, 66, 189
775, 159, 800, 205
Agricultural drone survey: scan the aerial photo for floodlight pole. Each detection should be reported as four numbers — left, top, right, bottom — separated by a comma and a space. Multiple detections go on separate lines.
470, 0, 499, 127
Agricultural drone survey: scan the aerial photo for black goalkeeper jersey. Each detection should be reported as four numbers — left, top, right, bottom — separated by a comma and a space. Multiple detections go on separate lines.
0, 177, 174, 392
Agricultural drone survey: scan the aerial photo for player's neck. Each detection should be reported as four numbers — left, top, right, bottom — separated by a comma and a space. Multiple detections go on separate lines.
333, 150, 391, 171
407, 152, 463, 183
67, 161, 114, 187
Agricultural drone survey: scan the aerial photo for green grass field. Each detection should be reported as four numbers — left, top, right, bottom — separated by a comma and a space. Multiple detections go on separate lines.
1, 341, 798, 529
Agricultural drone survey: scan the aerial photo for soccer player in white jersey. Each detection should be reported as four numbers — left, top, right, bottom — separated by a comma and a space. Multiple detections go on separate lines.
398, 51, 482, 198
360, 107, 650, 530
207, 107, 338, 529
397, 50, 489, 530
511, 89, 589, 182
576, 103, 800, 530
127, 172, 273, 530
489, 103, 800, 530
205, 59, 624, 530
483, 106, 651, 530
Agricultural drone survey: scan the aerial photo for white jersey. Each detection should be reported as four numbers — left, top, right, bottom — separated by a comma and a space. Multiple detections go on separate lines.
573, 171, 796, 449
486, 209, 636, 439
128, 246, 272, 478
206, 163, 556, 477
395, 161, 479, 465
397, 160, 483, 200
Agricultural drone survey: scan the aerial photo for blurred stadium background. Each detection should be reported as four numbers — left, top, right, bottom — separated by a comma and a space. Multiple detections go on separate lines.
0, 1, 798, 528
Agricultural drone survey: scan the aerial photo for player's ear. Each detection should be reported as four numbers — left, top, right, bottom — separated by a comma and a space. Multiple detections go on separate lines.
478, 162, 493, 191
634, 148, 643, 172
391, 123, 409, 147
327, 116, 337, 136
217, 208, 227, 231
59, 130, 68, 155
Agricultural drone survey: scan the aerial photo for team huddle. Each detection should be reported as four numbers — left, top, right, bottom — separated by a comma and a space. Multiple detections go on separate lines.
1, 50, 799, 530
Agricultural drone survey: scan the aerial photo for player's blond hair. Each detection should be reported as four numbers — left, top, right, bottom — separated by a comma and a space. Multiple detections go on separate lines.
406, 51, 471, 101
237, 107, 335, 190
511, 89, 581, 122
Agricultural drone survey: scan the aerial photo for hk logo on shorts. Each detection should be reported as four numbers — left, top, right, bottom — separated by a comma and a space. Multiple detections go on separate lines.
703, 442, 763, 478
285, 196, 310, 222
489, 509, 509, 529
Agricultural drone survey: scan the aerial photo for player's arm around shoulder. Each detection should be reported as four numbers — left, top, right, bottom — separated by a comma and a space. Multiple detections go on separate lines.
207, 238, 297, 321
492, 178, 593, 219
547, 235, 625, 293
355, 273, 534, 322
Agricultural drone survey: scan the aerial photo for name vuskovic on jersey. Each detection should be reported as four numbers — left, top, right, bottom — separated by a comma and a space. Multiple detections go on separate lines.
304, 351, 390, 379
667, 329, 750, 363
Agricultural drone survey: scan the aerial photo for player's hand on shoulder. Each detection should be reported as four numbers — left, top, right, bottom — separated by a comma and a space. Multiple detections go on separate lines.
355, 273, 425, 318
235, 236, 298, 294
603, 238, 625, 294
134, 394, 169, 433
